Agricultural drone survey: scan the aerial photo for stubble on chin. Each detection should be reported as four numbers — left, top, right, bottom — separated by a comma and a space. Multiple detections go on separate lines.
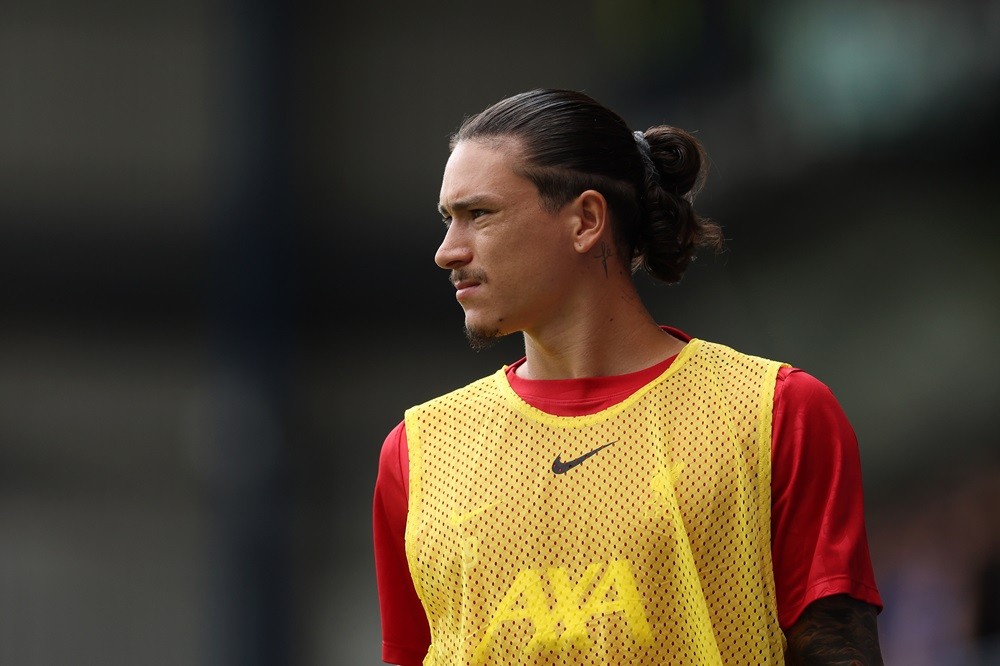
464, 324, 503, 351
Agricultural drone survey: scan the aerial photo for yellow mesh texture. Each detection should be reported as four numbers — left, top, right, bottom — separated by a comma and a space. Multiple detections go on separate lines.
405, 340, 786, 665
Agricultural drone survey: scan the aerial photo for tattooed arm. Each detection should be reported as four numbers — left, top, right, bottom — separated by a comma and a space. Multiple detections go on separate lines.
785, 594, 884, 665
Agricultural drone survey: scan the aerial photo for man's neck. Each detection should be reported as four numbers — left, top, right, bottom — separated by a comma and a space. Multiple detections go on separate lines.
516, 284, 686, 380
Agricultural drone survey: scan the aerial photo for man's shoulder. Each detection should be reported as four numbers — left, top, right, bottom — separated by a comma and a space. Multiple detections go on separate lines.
406, 368, 506, 415
690, 338, 787, 371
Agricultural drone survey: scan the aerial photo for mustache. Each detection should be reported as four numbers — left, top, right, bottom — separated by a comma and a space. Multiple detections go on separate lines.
450, 268, 488, 286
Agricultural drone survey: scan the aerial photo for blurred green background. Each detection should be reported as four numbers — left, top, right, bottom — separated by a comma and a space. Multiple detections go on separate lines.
1, 0, 998, 664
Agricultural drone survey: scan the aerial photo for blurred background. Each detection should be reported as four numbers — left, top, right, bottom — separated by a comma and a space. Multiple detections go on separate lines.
1, 0, 998, 664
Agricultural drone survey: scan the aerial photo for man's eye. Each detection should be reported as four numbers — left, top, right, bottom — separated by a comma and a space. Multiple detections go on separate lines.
441, 216, 453, 228
471, 209, 487, 219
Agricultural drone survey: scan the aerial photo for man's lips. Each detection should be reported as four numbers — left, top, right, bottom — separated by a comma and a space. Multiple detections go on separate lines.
450, 270, 487, 301
453, 279, 481, 300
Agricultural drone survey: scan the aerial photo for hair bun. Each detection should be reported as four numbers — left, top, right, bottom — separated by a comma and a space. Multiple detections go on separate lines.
632, 125, 722, 284
643, 126, 706, 200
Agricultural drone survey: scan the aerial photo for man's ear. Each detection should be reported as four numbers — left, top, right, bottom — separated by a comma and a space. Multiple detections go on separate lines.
568, 189, 610, 254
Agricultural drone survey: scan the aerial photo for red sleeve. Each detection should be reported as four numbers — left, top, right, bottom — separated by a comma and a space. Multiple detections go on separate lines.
373, 422, 430, 665
770, 368, 884, 629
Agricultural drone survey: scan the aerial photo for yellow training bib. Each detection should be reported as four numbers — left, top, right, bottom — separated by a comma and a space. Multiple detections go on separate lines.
405, 339, 787, 665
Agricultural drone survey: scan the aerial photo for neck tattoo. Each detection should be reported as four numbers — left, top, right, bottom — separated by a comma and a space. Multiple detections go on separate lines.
593, 241, 612, 278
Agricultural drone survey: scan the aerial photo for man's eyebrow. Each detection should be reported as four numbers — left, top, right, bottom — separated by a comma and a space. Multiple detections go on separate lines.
437, 195, 494, 217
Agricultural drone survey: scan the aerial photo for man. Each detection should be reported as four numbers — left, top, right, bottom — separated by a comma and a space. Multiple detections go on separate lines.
373, 89, 883, 665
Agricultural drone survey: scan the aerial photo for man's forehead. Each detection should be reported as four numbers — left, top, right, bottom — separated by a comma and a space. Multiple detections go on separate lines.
445, 138, 522, 176
439, 138, 528, 204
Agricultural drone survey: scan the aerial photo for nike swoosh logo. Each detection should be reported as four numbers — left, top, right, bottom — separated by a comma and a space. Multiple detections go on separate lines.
552, 440, 617, 475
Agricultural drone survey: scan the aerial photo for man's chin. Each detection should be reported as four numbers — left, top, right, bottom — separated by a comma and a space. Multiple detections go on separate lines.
464, 324, 504, 351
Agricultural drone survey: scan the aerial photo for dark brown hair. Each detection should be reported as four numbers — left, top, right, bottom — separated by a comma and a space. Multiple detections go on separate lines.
452, 89, 723, 284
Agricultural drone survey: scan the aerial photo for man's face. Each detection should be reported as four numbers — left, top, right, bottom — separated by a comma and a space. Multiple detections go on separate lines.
436, 139, 578, 347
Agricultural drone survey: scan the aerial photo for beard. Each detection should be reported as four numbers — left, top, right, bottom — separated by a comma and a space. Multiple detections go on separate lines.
464, 323, 503, 351
452, 268, 503, 350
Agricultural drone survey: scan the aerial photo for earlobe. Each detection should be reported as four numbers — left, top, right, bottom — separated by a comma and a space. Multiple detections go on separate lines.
571, 189, 609, 254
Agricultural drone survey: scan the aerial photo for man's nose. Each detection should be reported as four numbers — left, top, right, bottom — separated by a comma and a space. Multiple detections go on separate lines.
434, 224, 472, 270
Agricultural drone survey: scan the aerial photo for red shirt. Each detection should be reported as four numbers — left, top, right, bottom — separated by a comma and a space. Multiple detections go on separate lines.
373, 333, 882, 666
